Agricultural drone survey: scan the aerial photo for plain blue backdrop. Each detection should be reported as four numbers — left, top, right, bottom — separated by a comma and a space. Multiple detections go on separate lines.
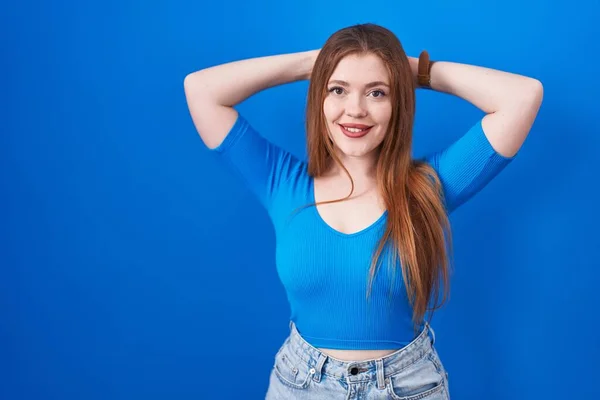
2, 0, 599, 399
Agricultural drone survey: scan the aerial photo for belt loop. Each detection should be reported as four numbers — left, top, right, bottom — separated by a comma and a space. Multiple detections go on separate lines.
426, 321, 436, 345
375, 359, 385, 390
312, 353, 328, 383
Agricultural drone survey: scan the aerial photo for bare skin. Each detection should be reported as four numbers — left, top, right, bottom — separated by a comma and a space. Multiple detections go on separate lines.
184, 44, 543, 362
318, 347, 398, 361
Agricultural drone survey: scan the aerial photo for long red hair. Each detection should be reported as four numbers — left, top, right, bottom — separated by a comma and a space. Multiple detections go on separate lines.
304, 24, 453, 331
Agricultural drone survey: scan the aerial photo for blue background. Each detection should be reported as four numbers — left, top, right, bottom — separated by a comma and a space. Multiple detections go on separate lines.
2, 0, 599, 399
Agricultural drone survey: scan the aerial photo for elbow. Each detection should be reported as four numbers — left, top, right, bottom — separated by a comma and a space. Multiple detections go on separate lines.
183, 73, 194, 94
183, 74, 195, 104
183, 71, 211, 103
495, 78, 543, 114
183, 72, 200, 93
183, 73, 192, 87
508, 78, 543, 114
183, 69, 210, 90
529, 78, 544, 106
522, 78, 544, 110
526, 79, 544, 120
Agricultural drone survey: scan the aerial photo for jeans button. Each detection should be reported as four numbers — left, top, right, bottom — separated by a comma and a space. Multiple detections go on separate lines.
350, 367, 359, 375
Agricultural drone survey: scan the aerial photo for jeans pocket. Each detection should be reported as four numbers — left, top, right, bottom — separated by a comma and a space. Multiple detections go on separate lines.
272, 348, 314, 390
429, 348, 450, 397
385, 354, 446, 400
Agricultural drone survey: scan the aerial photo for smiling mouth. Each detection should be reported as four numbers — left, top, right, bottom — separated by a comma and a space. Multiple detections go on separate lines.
339, 124, 373, 138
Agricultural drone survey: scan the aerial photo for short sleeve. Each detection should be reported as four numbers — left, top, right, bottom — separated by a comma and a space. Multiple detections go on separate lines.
210, 113, 304, 211
423, 119, 516, 214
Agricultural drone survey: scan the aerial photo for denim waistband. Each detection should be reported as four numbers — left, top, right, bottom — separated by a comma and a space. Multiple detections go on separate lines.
284, 320, 436, 384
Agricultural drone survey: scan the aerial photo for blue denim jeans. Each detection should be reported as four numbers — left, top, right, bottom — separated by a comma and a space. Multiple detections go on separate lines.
265, 321, 450, 399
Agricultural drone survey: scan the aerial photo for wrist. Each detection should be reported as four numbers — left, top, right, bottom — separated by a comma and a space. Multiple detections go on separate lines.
407, 56, 420, 87
302, 49, 320, 80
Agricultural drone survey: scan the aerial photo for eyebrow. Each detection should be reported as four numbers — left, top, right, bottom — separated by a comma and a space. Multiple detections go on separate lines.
328, 80, 390, 89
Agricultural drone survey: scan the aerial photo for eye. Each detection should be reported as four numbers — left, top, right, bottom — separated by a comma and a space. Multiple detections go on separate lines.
369, 90, 386, 98
328, 86, 345, 95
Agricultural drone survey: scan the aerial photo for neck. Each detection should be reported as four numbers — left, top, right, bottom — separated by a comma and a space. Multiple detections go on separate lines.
326, 149, 379, 184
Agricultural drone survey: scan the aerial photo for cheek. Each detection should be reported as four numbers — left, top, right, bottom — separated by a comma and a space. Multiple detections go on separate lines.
323, 98, 341, 121
373, 106, 392, 142
373, 104, 392, 125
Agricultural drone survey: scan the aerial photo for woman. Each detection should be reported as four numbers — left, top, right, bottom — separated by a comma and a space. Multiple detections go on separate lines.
184, 24, 542, 400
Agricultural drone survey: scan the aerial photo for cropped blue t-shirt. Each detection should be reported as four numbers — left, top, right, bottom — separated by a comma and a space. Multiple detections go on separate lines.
210, 113, 514, 350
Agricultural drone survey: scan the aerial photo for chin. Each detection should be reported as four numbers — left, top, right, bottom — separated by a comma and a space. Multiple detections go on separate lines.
335, 142, 379, 158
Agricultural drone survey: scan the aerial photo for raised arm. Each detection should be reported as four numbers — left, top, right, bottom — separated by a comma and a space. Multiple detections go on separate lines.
407, 55, 543, 213
409, 56, 544, 158
183, 50, 320, 149
183, 50, 320, 211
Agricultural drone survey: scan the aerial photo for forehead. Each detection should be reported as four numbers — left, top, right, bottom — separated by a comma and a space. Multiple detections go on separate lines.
329, 53, 389, 84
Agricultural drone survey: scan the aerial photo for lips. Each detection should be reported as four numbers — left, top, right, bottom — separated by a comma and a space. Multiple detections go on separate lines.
339, 123, 373, 138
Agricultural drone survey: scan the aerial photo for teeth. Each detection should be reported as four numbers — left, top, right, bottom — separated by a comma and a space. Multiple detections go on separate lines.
344, 127, 366, 133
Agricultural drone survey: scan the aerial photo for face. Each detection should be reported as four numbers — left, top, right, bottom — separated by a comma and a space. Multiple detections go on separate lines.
323, 52, 392, 159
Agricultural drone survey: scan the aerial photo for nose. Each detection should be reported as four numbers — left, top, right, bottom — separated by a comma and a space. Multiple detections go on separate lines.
345, 94, 367, 118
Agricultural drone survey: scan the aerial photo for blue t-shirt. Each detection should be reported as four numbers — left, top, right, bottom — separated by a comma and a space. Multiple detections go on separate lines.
210, 113, 514, 350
